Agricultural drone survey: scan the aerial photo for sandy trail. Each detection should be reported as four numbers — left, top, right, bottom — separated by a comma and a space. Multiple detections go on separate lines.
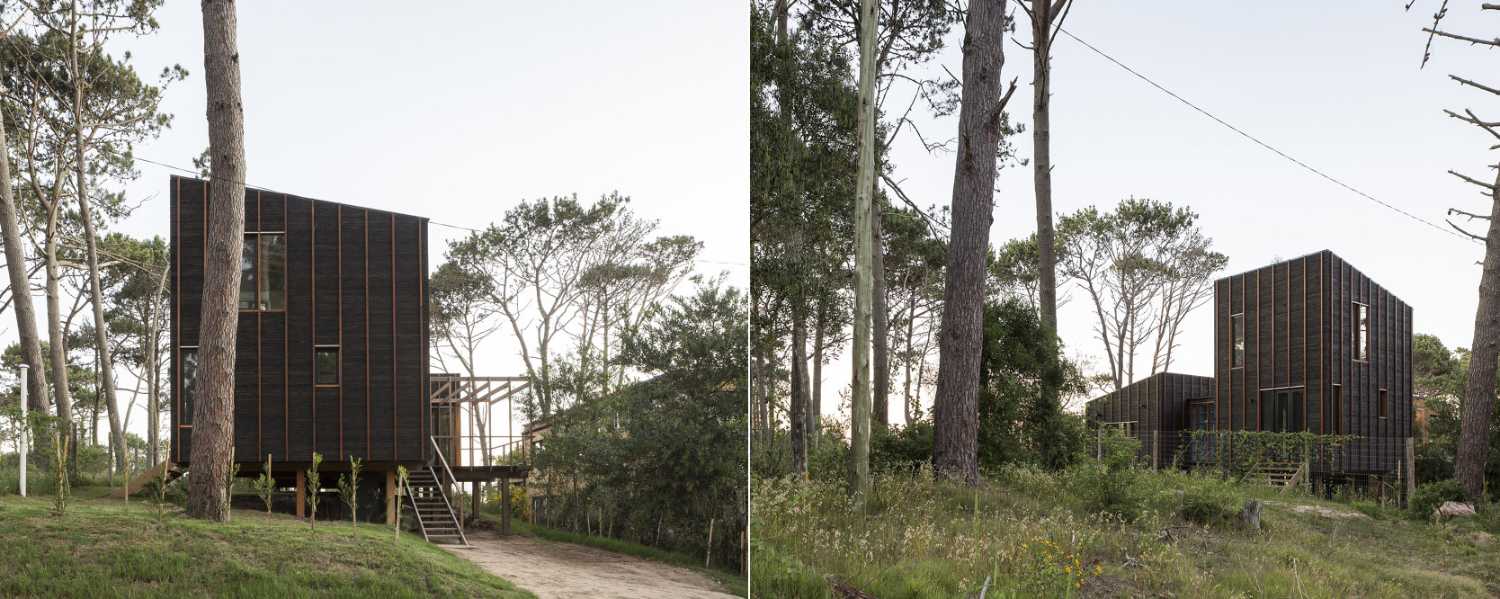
445, 531, 740, 599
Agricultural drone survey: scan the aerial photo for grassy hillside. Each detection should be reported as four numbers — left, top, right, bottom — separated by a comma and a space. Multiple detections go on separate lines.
0, 495, 532, 598
752, 467, 1500, 598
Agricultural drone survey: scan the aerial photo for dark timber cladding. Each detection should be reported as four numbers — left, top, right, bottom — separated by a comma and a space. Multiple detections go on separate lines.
1212, 250, 1412, 474
1085, 372, 1214, 465
170, 176, 431, 466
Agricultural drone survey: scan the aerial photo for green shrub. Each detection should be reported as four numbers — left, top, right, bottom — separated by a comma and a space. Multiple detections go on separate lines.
1065, 462, 1143, 521
1176, 477, 1240, 527
1410, 480, 1467, 520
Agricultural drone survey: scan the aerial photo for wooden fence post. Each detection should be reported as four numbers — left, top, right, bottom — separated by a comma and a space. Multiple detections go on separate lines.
705, 517, 715, 568
500, 477, 512, 535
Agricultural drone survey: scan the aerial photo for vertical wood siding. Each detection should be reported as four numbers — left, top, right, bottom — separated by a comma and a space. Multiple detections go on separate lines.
169, 176, 429, 467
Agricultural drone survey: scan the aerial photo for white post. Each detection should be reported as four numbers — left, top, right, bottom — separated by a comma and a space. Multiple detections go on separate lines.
18, 363, 28, 497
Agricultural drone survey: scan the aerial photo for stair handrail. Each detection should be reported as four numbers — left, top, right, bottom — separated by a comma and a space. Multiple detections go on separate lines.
428, 435, 470, 546
405, 476, 431, 542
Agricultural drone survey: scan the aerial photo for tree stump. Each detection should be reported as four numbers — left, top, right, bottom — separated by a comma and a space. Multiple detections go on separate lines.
1241, 499, 1263, 531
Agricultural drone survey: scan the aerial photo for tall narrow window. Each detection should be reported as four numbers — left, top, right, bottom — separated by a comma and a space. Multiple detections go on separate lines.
1354, 302, 1369, 362
239, 236, 258, 309
181, 347, 199, 425
239, 233, 286, 310
315, 346, 339, 386
1379, 388, 1388, 419
1230, 313, 1245, 368
260, 233, 286, 310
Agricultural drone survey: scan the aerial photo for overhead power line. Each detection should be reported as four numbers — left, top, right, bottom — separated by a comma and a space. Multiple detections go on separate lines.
1056, 26, 1478, 245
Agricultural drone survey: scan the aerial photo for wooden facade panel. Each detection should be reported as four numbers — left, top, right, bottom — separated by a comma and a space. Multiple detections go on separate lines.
1215, 279, 1228, 431
169, 176, 430, 468
260, 312, 286, 462
234, 316, 259, 459
315, 387, 341, 458
313, 202, 340, 346
286, 197, 314, 459
260, 192, 285, 232
368, 214, 395, 460
395, 214, 426, 461
341, 208, 368, 461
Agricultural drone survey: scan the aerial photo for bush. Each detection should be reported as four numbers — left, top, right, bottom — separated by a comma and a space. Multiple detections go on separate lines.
870, 421, 932, 474
1409, 479, 1467, 520
1175, 476, 1240, 527
1065, 462, 1143, 521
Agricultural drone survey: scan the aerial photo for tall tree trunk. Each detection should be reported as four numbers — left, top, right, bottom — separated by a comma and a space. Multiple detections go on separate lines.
1029, 0, 1064, 457
848, 0, 878, 505
69, 0, 126, 472
810, 298, 825, 447
44, 220, 75, 475
872, 192, 890, 428
903, 287, 916, 425
1031, 0, 1060, 341
773, 0, 809, 478
1456, 167, 1500, 501
932, 0, 1009, 486
0, 106, 48, 415
188, 0, 246, 522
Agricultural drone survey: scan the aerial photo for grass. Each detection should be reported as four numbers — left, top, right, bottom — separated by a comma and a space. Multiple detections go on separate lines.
477, 512, 749, 596
0, 493, 533, 598
752, 465, 1500, 598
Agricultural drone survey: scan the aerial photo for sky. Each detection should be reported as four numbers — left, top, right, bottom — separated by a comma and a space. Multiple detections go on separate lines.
819, 1, 1497, 425
3, 1, 749, 446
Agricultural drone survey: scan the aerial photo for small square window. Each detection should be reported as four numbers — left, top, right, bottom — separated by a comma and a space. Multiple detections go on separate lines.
316, 347, 339, 386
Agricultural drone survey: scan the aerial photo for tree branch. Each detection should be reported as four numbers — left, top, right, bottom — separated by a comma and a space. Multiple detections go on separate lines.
1450, 169, 1499, 190
1452, 74, 1500, 97
1446, 218, 1487, 241
1422, 27, 1500, 49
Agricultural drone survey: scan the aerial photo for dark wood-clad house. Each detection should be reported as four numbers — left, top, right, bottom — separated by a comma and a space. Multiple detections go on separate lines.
1211, 250, 1413, 479
170, 176, 431, 470
1086, 250, 1415, 494
169, 176, 524, 543
1084, 373, 1214, 467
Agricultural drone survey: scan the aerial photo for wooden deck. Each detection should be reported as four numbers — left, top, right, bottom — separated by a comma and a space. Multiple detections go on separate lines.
448, 464, 530, 482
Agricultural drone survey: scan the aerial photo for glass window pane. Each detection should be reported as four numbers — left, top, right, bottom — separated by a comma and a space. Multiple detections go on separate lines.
316, 348, 339, 386
1231, 314, 1245, 368
181, 348, 198, 425
239, 234, 258, 309
260, 234, 285, 310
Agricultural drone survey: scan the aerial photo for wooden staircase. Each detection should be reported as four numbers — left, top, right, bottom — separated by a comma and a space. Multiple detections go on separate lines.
406, 466, 468, 546
1248, 461, 1305, 491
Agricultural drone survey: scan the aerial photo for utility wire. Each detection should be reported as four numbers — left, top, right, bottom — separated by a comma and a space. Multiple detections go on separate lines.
1056, 26, 1478, 245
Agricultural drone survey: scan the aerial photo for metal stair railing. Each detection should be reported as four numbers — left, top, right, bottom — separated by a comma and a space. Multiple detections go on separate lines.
428, 435, 470, 546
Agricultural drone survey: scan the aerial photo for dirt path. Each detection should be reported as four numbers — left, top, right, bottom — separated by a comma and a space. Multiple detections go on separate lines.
445, 531, 739, 599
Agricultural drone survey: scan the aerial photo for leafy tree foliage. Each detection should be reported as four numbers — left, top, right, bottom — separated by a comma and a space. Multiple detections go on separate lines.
530, 279, 747, 571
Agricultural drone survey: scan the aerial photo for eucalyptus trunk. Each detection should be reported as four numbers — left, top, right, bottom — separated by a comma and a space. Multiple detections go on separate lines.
188, 0, 247, 522
1456, 166, 1500, 501
932, 0, 1009, 486
0, 100, 48, 414
69, 0, 126, 472
848, 0, 878, 505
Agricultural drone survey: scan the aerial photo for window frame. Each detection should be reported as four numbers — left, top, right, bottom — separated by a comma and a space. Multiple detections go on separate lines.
1353, 301, 1370, 363
1378, 388, 1389, 419
1230, 312, 1246, 369
314, 345, 340, 388
238, 231, 287, 313
179, 346, 199, 428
